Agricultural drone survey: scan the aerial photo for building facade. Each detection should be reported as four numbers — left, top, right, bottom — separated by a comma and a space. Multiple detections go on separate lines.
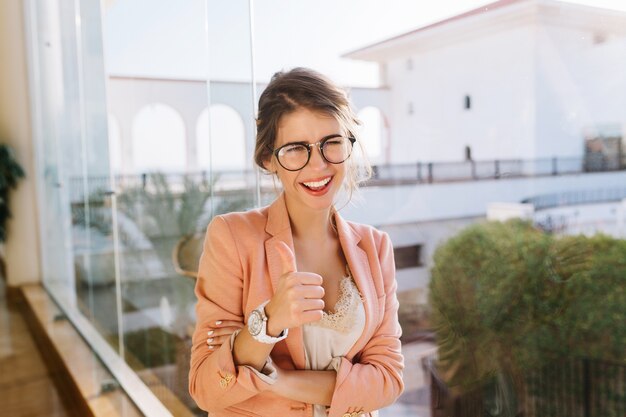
345, 0, 626, 165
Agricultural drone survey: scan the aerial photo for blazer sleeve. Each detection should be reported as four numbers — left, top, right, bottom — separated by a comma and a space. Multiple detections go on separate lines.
188, 215, 275, 412
327, 231, 405, 417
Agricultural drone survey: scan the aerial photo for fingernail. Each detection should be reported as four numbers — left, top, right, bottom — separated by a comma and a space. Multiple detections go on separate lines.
215, 321, 222, 325
207, 330, 214, 336
207, 338, 214, 343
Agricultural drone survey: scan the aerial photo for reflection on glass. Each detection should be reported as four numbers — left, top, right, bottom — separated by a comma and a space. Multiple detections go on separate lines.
103, 0, 258, 414
28, 0, 626, 415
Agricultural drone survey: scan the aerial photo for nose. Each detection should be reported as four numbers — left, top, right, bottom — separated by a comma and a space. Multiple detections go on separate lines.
308, 143, 328, 169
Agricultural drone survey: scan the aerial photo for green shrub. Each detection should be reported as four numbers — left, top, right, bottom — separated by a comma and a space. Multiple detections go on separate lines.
429, 219, 625, 393
0, 144, 26, 242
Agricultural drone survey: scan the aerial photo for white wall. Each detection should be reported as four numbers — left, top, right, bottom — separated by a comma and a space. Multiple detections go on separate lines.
0, 0, 41, 286
535, 24, 626, 159
381, 216, 481, 295
339, 170, 626, 295
381, 17, 626, 165
340, 171, 626, 226
385, 25, 536, 164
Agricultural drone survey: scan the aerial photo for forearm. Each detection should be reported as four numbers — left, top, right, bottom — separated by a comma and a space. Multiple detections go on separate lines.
271, 369, 337, 406
232, 327, 275, 371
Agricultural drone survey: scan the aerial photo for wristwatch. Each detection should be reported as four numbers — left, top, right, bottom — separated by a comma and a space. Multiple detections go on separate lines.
248, 300, 288, 344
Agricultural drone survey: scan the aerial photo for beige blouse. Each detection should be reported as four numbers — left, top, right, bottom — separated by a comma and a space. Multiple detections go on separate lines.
302, 273, 366, 417
232, 273, 367, 416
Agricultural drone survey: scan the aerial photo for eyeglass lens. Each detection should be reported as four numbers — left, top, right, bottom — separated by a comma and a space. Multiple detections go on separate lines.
277, 136, 353, 171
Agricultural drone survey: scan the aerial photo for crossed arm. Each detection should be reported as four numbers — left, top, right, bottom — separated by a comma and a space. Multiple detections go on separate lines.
188, 216, 403, 415
230, 317, 337, 406
189, 216, 338, 410
191, 297, 337, 407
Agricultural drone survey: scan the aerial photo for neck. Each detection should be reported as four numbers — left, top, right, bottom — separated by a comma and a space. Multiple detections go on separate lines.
284, 196, 336, 241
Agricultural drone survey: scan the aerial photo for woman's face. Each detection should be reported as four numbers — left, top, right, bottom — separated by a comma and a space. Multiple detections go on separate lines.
265, 107, 347, 214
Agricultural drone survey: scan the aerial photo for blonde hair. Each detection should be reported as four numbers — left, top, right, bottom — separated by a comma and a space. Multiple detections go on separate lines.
254, 67, 371, 205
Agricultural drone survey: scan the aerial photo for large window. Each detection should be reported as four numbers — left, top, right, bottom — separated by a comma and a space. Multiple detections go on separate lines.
28, 0, 258, 414
26, 0, 626, 416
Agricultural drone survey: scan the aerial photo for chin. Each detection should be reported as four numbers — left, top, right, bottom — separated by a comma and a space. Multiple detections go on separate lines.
288, 186, 341, 212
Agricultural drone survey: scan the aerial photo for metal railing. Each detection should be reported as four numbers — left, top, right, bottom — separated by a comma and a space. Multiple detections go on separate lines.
66, 156, 626, 203
522, 187, 626, 211
370, 156, 625, 185
427, 356, 626, 417
67, 170, 272, 204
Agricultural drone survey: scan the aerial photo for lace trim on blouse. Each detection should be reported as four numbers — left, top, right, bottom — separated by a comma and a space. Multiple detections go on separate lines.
309, 266, 364, 333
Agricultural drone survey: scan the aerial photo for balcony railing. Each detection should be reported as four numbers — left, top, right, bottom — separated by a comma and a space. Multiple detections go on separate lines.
426, 355, 626, 417
523, 187, 626, 211
370, 156, 625, 185
65, 156, 626, 203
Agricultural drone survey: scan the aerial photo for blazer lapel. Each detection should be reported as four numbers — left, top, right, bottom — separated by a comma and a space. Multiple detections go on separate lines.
264, 194, 306, 368
334, 212, 377, 359
263, 194, 377, 368
265, 193, 293, 294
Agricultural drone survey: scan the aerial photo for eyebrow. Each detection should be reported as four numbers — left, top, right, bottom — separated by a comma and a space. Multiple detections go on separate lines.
279, 133, 343, 147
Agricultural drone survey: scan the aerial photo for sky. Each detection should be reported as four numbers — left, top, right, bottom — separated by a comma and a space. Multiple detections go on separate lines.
104, 0, 626, 87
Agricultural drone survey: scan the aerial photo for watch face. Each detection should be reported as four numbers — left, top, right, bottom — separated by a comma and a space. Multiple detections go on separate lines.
248, 310, 263, 336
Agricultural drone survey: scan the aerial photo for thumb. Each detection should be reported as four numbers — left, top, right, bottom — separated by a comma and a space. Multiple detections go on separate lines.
275, 241, 297, 276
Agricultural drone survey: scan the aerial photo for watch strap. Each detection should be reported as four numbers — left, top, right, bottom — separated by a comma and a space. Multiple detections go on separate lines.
248, 300, 289, 344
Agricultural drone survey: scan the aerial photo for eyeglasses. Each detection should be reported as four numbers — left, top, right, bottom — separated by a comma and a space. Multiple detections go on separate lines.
271, 135, 356, 171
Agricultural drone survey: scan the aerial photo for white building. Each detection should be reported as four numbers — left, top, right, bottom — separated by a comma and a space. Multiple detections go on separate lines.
338, 0, 626, 300
344, 0, 626, 165
97, 0, 626, 300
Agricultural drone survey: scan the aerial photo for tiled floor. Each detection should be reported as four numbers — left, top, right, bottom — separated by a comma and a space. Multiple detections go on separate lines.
0, 280, 73, 417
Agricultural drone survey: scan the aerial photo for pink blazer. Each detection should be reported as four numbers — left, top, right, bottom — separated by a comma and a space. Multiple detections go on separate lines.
189, 194, 404, 417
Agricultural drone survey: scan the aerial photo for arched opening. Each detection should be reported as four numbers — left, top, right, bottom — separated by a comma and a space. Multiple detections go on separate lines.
131, 103, 186, 173
196, 104, 246, 171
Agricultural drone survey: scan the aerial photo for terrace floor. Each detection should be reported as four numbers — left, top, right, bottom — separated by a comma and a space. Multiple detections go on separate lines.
0, 279, 73, 417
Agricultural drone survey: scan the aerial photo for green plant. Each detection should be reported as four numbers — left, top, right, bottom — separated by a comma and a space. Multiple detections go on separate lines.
0, 144, 26, 242
115, 172, 215, 239
123, 327, 178, 367
429, 219, 625, 396
72, 172, 254, 336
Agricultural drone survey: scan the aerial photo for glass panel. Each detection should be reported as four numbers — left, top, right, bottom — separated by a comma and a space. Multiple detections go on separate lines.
101, 0, 257, 413
31, 0, 115, 321
29, 0, 260, 414
30, 0, 76, 301
28, 0, 124, 405
28, 0, 626, 415
69, 0, 120, 349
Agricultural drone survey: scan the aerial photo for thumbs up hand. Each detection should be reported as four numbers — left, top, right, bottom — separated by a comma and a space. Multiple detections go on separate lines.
264, 242, 325, 336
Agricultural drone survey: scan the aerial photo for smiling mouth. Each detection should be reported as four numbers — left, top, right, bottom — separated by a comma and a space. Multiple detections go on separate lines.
301, 176, 332, 191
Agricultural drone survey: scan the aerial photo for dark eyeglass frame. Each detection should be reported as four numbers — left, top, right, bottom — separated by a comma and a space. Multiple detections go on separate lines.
270, 134, 356, 172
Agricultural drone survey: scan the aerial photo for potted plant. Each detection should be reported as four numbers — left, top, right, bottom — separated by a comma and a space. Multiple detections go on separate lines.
0, 144, 26, 278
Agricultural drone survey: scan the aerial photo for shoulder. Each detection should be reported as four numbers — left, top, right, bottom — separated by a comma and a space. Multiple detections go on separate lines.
220, 206, 268, 227
344, 219, 389, 248
207, 206, 269, 239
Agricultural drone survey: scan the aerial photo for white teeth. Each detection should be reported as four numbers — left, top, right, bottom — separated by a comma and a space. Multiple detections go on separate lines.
303, 177, 331, 188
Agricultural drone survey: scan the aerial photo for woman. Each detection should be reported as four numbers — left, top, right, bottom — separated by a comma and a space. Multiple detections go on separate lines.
189, 68, 404, 417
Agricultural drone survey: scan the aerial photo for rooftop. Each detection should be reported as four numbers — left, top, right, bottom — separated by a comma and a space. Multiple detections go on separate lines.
343, 0, 626, 62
